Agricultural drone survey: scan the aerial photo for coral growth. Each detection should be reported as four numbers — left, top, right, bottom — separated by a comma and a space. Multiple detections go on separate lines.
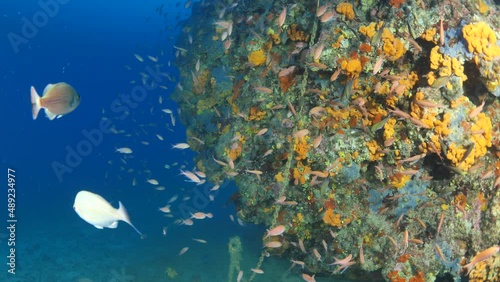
278, 66, 296, 93
429, 46, 467, 88
381, 29, 406, 61
293, 161, 310, 185
340, 58, 362, 78
287, 24, 309, 42
247, 106, 266, 121
462, 22, 500, 61
294, 136, 310, 161
389, 0, 405, 9
248, 49, 267, 66
323, 208, 342, 228
336, 3, 355, 20
359, 22, 379, 38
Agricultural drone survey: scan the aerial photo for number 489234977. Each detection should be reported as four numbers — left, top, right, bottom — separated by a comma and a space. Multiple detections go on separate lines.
7, 168, 15, 216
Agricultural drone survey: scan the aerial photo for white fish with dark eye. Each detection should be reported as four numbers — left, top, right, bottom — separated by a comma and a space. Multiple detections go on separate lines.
31, 82, 80, 120
73, 190, 142, 235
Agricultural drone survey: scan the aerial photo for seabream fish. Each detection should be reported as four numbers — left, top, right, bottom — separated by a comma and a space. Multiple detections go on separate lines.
73, 190, 142, 235
31, 82, 80, 120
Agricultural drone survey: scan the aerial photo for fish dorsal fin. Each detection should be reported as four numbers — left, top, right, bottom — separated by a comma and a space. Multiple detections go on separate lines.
117, 201, 142, 236
43, 84, 54, 96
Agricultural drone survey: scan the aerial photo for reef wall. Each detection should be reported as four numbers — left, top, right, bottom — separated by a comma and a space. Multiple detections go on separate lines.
172, 0, 500, 281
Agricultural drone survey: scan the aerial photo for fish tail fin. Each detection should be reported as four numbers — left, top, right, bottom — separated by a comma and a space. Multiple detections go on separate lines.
462, 262, 473, 276
31, 86, 41, 120
117, 201, 142, 236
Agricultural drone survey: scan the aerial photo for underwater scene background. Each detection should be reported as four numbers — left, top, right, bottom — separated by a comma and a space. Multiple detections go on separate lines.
1, 0, 500, 282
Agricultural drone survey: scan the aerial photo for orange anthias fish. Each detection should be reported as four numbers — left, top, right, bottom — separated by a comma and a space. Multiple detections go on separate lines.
31, 82, 80, 120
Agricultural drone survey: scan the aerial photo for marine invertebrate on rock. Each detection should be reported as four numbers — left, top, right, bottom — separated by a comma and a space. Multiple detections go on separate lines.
441, 101, 492, 171
397, 253, 410, 263
381, 29, 406, 61
278, 66, 297, 93
392, 178, 429, 215
292, 212, 304, 229
408, 271, 425, 282
462, 22, 500, 62
420, 27, 437, 43
248, 49, 267, 66
433, 112, 451, 136
468, 112, 493, 154
359, 42, 372, 53
359, 22, 379, 38
247, 106, 266, 121
383, 117, 397, 141
323, 208, 343, 228
388, 0, 405, 9
261, 40, 273, 53
268, 32, 280, 44
294, 136, 310, 161
429, 46, 467, 88
475, 0, 490, 14
293, 161, 310, 185
287, 24, 309, 42
366, 140, 384, 161
275, 172, 284, 182
336, 2, 355, 20
226, 140, 243, 161
483, 64, 500, 95
388, 172, 411, 189
340, 58, 362, 78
